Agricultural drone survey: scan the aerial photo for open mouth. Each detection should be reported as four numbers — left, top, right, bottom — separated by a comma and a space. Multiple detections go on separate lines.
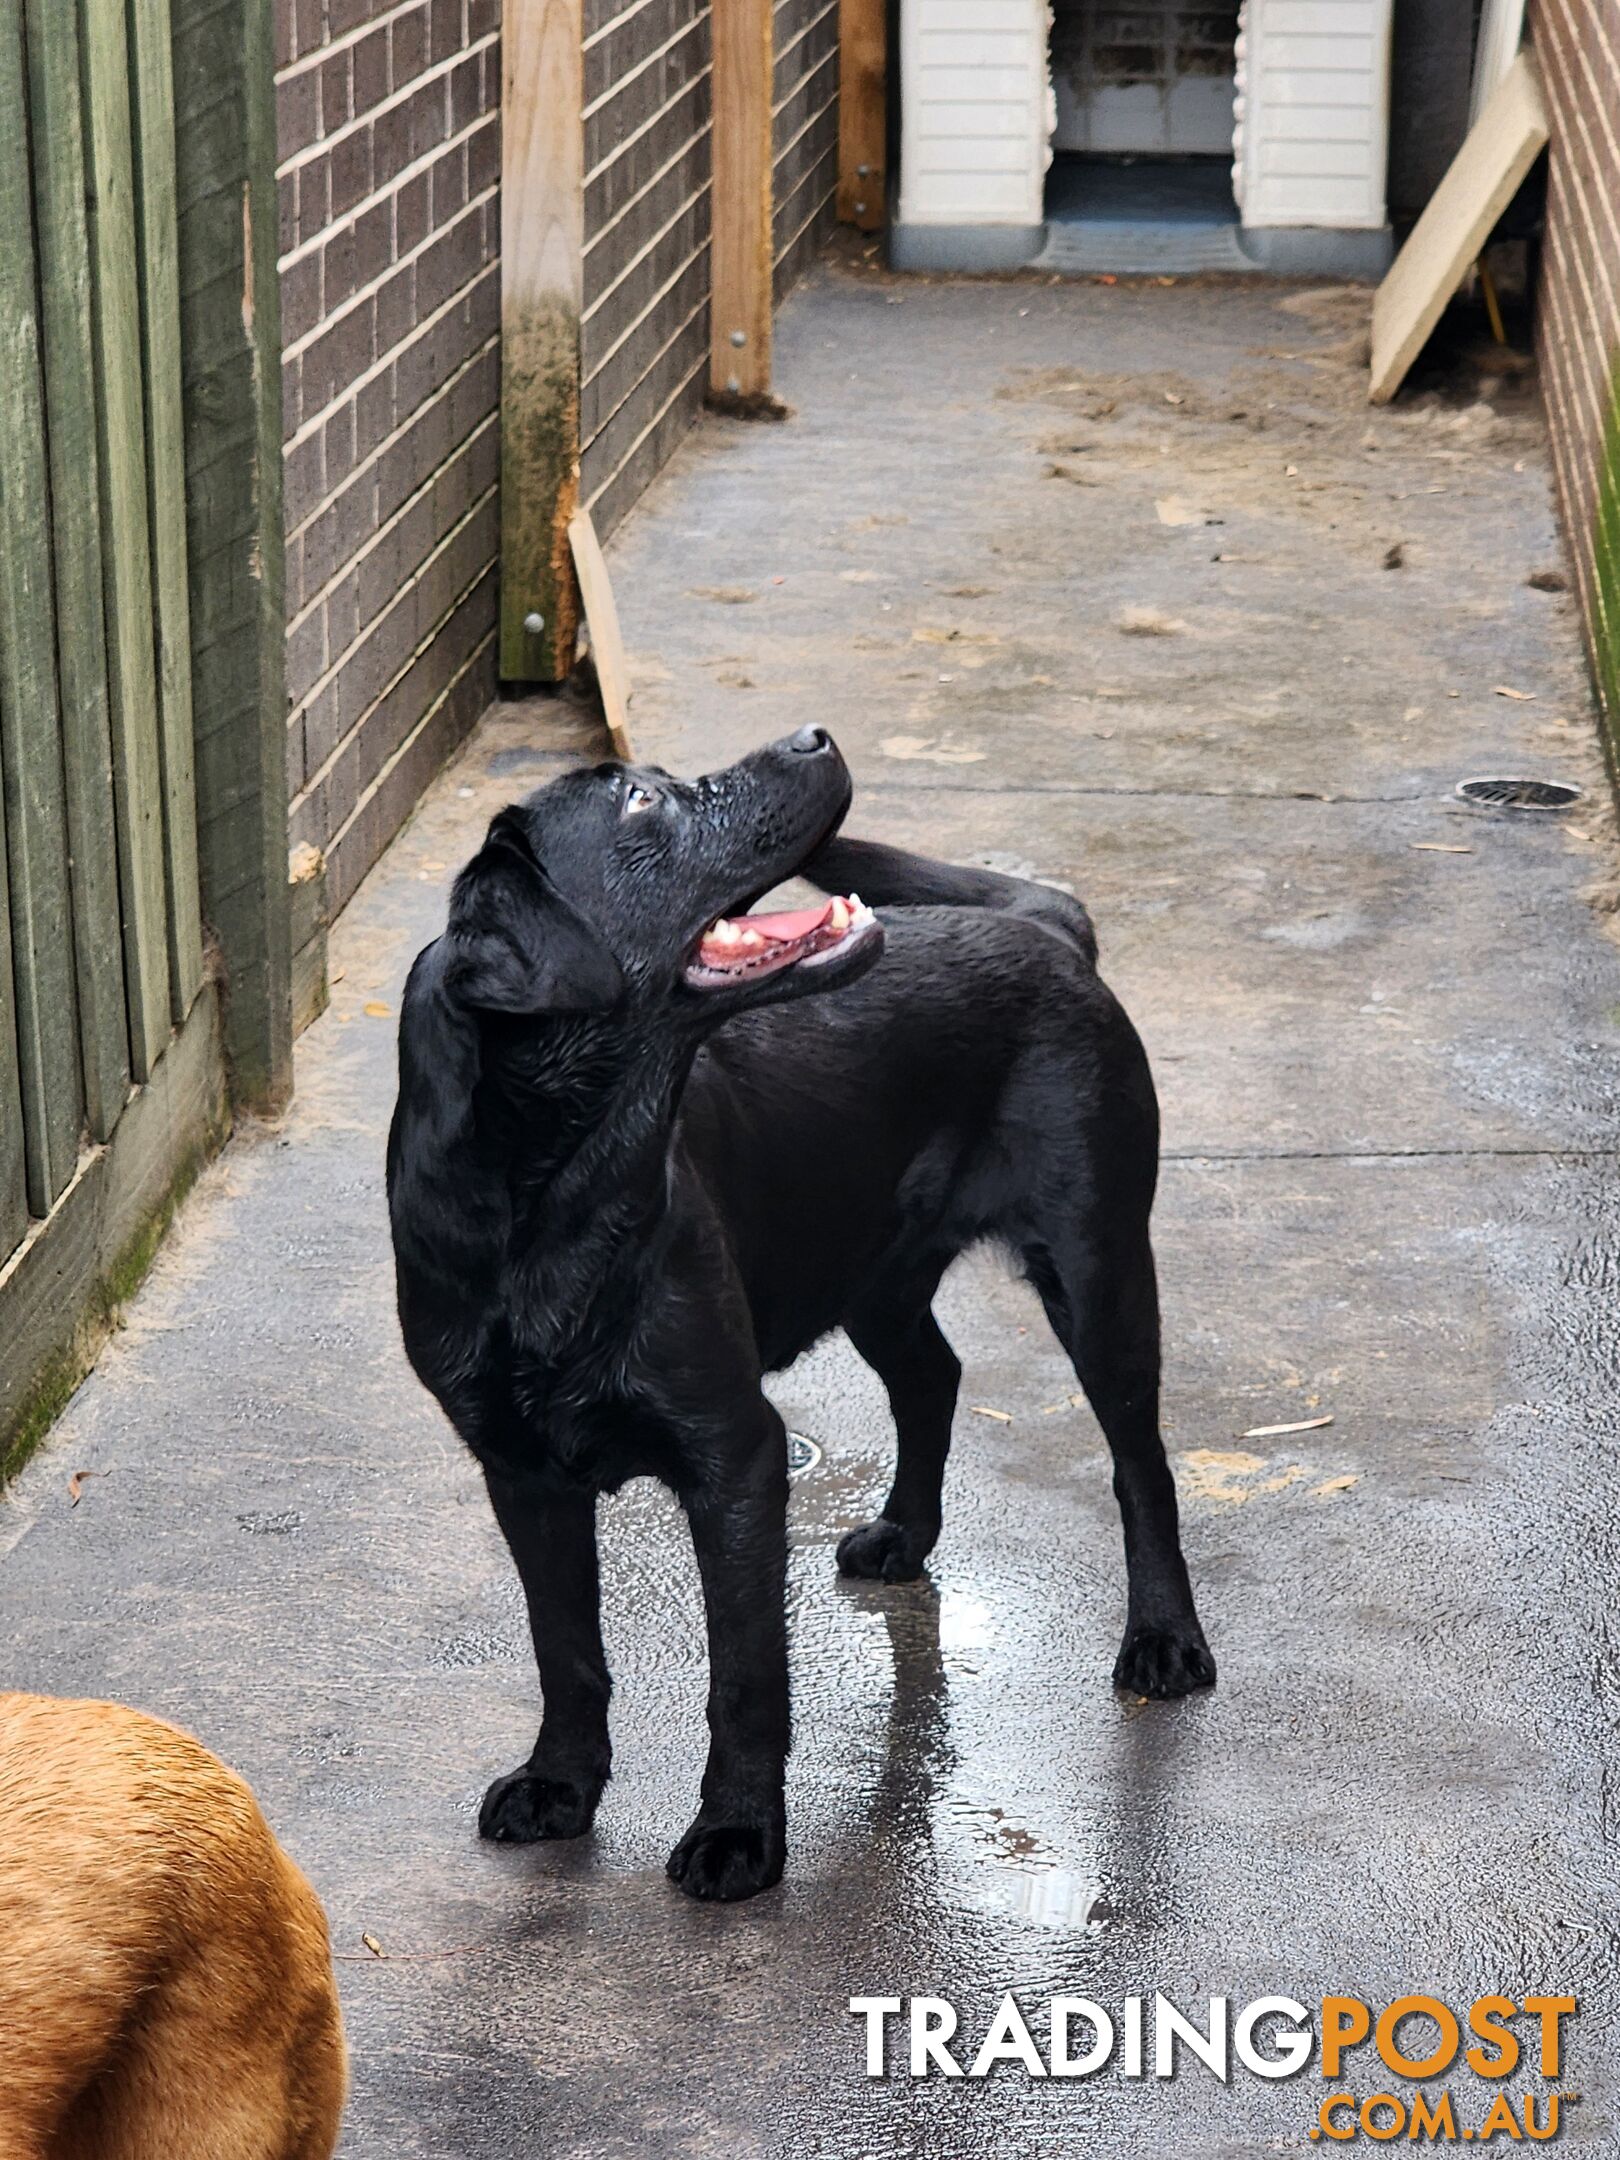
684, 894, 878, 991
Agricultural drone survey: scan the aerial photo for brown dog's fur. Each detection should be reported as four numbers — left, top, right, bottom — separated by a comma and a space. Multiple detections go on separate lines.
0, 1692, 346, 2160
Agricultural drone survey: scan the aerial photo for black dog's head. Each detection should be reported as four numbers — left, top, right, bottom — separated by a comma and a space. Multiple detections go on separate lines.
439, 728, 883, 1026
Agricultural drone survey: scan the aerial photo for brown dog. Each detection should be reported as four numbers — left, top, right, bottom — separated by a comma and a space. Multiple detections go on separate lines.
0, 1692, 346, 2160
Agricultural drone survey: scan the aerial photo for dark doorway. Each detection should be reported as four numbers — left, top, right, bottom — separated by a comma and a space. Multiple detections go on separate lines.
1043, 1, 1242, 268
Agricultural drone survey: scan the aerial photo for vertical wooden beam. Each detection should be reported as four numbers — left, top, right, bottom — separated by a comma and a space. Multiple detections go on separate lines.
710, 0, 774, 402
79, 0, 171, 1084
836, 0, 886, 230
0, 5, 84, 1215
170, 0, 292, 1112
24, 0, 131, 1144
0, 764, 27, 1261
499, 0, 583, 684
0, 767, 28, 1265
128, 0, 205, 1026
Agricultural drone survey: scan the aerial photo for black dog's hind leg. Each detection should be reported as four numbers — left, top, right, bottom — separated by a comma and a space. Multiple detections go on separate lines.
837, 1282, 959, 1583
667, 1419, 790, 1902
479, 1478, 613, 1841
1029, 1213, 1215, 1699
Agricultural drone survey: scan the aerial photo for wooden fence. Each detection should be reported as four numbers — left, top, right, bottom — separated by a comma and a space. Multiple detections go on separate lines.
0, 0, 288, 1464
0, 0, 204, 1266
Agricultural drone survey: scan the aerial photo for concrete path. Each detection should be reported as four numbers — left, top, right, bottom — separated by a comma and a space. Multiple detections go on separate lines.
6, 260, 1619, 2156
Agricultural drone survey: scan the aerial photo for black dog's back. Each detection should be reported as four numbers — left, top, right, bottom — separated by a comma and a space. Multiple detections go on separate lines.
682, 837, 1143, 1380
805, 835, 1098, 963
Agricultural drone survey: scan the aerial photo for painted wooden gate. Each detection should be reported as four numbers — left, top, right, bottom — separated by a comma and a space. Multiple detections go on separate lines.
0, 0, 206, 1273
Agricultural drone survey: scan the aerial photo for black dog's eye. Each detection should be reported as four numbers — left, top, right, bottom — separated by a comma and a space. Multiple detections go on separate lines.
621, 783, 657, 818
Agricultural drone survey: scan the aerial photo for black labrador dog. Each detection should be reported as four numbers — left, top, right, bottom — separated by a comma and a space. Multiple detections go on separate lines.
387, 728, 1213, 1902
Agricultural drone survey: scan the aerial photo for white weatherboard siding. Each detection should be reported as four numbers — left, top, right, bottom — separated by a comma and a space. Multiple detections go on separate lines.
1233, 0, 1393, 228
898, 0, 1050, 228
896, 0, 1393, 264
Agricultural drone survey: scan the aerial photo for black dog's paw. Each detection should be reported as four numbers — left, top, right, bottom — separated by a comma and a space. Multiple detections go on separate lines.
478, 1765, 602, 1843
666, 1814, 785, 1902
836, 1516, 930, 1583
1113, 1619, 1217, 1700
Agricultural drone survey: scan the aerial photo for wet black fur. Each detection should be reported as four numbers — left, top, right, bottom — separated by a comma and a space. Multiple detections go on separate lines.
386, 730, 1213, 1903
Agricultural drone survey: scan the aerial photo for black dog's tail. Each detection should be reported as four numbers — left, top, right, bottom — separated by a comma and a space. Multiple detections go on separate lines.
803, 835, 1096, 961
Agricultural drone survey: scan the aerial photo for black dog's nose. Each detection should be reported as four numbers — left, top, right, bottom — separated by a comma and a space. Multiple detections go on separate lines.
787, 725, 833, 754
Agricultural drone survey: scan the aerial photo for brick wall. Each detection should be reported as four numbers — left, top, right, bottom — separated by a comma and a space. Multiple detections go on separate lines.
772, 0, 838, 298
1533, 2, 1620, 751
274, 0, 501, 917
581, 0, 714, 539
273, 0, 841, 920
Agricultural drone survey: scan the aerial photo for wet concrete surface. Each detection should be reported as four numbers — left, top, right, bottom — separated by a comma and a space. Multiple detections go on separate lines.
6, 260, 1620, 2154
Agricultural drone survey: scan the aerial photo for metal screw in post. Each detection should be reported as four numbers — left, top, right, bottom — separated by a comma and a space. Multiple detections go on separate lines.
523, 611, 545, 637
857, 163, 870, 177
855, 202, 867, 217
726, 375, 741, 395
730, 329, 747, 348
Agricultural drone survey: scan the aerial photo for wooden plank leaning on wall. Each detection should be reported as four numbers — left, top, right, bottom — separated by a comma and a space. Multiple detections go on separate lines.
500, 0, 585, 683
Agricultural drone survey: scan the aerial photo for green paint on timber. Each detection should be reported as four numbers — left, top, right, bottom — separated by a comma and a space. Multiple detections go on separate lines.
500, 294, 581, 684
0, 1148, 204, 1485
1591, 354, 1620, 775
0, 983, 228, 1483
169, 0, 292, 1113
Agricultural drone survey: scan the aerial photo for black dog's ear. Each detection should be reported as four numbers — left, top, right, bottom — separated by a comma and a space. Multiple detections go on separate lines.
444, 812, 623, 1015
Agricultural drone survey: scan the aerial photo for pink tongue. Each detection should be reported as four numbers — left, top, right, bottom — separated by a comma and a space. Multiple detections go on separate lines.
734, 902, 832, 943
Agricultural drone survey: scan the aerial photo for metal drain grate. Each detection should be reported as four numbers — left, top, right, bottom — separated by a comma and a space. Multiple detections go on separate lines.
787, 1431, 822, 1475
1455, 776, 1583, 811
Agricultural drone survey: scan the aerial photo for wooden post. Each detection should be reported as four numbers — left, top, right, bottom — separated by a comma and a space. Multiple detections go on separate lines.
171, 0, 293, 1113
710, 0, 774, 404
499, 0, 583, 684
837, 0, 886, 231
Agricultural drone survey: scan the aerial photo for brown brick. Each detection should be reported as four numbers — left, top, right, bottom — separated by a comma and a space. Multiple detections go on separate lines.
284, 429, 324, 530
467, 111, 498, 195
297, 155, 331, 245
329, 122, 373, 217
397, 169, 432, 253
354, 25, 390, 110
282, 250, 322, 348
293, 0, 324, 60
373, 95, 413, 186
392, 4, 429, 87
432, 140, 469, 227
321, 50, 353, 135
430, 0, 463, 65
278, 65, 319, 161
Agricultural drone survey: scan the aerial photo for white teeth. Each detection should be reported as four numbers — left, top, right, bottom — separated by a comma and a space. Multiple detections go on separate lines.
828, 896, 850, 933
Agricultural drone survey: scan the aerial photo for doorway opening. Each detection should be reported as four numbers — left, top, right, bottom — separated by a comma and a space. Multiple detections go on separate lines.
1043, 1, 1245, 271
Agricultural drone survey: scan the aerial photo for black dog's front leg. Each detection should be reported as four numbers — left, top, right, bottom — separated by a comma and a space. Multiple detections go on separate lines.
479, 1477, 612, 1843
667, 1430, 790, 1902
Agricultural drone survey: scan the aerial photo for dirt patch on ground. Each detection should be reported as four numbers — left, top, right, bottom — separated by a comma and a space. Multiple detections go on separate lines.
995, 300, 1544, 541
